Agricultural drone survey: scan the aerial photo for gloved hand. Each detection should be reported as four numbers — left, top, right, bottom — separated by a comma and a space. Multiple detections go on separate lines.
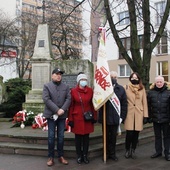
68, 121, 74, 128
143, 117, 148, 124
147, 118, 153, 123
91, 119, 97, 124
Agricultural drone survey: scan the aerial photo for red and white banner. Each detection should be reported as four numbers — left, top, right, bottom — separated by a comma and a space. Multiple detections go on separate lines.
92, 27, 113, 110
1, 50, 17, 58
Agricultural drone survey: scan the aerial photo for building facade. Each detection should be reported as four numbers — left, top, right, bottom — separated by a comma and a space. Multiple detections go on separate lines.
0, 0, 21, 81
82, 0, 170, 85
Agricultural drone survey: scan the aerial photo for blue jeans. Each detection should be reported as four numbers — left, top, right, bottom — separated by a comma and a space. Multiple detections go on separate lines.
47, 118, 65, 158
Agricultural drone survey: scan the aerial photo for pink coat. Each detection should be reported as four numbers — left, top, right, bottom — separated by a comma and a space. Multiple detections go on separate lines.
68, 85, 97, 135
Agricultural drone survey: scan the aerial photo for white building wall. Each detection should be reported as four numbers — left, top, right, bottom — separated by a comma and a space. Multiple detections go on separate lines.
81, 1, 91, 61
81, 1, 118, 61
0, 0, 17, 19
0, 0, 19, 82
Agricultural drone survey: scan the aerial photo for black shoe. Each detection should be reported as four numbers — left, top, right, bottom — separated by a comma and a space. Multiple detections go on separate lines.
165, 156, 170, 161
83, 155, 89, 164
131, 149, 136, 159
151, 153, 162, 158
77, 157, 82, 164
111, 155, 118, 161
125, 150, 131, 159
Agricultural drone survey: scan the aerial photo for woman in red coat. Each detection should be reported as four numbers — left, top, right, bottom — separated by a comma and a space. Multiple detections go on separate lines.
68, 73, 97, 164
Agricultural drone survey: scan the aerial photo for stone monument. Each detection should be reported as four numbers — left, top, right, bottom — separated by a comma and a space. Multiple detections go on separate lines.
23, 24, 94, 113
0, 76, 7, 104
23, 23, 52, 113
0, 76, 7, 117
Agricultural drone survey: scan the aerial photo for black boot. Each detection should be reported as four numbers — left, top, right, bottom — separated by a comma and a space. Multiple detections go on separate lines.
77, 156, 82, 164
125, 150, 131, 159
83, 155, 89, 164
131, 149, 136, 159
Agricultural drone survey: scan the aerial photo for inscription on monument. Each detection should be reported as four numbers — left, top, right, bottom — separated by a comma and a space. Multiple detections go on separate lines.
38, 40, 45, 47
32, 65, 50, 89
62, 74, 77, 89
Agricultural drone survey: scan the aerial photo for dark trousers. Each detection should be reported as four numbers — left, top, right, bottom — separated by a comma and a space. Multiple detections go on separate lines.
125, 130, 139, 150
153, 122, 170, 157
106, 124, 118, 156
75, 134, 89, 157
47, 118, 65, 158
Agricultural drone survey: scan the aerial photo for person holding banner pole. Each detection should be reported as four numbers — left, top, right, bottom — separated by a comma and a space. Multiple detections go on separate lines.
124, 72, 148, 159
98, 71, 127, 161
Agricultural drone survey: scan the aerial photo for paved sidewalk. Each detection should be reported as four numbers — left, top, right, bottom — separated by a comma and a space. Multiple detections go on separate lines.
0, 142, 169, 170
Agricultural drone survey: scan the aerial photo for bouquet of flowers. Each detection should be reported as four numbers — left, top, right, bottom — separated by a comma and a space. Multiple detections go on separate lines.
32, 113, 48, 131
12, 110, 37, 128
12, 110, 26, 127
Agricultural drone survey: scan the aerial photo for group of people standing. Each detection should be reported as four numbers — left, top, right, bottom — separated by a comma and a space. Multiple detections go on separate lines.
42, 68, 170, 167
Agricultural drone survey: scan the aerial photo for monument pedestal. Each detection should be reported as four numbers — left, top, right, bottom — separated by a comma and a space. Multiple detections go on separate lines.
23, 90, 44, 113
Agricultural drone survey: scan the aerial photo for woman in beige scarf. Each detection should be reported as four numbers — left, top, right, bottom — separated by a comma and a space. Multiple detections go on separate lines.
124, 72, 148, 159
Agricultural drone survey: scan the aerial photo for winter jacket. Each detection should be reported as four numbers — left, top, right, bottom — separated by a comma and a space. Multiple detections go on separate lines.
68, 85, 97, 135
147, 83, 170, 123
98, 83, 127, 125
42, 81, 71, 119
124, 83, 148, 131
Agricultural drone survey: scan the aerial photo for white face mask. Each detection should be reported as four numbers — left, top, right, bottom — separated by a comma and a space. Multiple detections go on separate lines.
80, 80, 87, 87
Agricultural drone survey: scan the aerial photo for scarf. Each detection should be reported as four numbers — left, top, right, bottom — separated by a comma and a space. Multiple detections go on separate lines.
129, 83, 140, 99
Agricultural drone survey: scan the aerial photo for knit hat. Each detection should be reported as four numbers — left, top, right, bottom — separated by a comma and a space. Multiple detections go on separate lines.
76, 73, 87, 83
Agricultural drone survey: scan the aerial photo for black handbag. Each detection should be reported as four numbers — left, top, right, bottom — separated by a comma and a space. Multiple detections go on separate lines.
78, 92, 94, 121
83, 111, 94, 121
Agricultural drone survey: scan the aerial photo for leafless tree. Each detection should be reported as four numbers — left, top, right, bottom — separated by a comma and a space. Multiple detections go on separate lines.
104, 0, 170, 89
46, 0, 84, 60
75, 0, 170, 89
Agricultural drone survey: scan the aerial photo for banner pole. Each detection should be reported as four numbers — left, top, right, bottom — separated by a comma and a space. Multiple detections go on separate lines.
103, 103, 107, 163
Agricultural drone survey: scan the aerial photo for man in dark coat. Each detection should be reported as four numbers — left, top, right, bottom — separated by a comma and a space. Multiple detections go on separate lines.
147, 75, 170, 161
43, 68, 71, 166
98, 71, 127, 161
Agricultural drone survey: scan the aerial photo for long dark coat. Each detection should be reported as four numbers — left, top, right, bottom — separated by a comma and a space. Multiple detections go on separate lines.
68, 85, 97, 135
147, 83, 170, 123
98, 83, 127, 125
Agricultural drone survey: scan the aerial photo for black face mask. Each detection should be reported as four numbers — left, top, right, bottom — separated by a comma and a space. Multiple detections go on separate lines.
130, 79, 139, 85
111, 78, 117, 85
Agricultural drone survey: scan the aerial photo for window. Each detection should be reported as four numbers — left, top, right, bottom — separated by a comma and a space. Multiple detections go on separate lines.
119, 35, 143, 59
121, 37, 130, 50
118, 11, 130, 25
157, 32, 168, 54
155, 1, 166, 25
136, 8, 142, 22
138, 35, 143, 49
119, 37, 130, 59
119, 64, 131, 77
157, 61, 168, 81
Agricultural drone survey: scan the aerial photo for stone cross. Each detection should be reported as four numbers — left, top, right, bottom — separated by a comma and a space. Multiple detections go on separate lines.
37, 0, 48, 23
